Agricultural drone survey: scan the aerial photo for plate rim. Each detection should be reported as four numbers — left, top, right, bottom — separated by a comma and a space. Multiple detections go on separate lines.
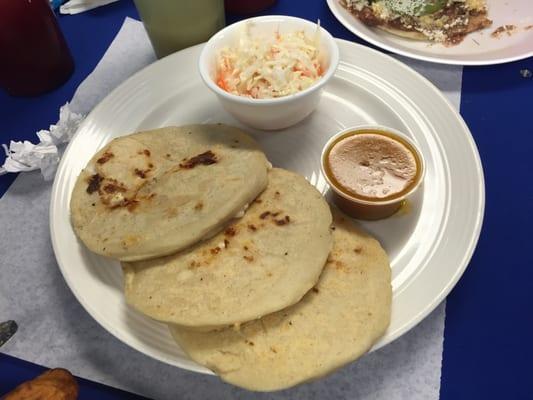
331, 39, 486, 346
50, 39, 485, 373
326, 0, 533, 66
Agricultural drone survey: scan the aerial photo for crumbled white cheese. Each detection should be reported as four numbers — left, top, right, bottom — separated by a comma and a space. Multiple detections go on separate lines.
372, 2, 393, 19
417, 26, 447, 41
345, 0, 366, 11
384, 0, 427, 16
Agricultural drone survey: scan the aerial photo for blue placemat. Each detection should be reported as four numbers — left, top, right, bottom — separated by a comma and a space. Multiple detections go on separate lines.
1, 0, 532, 398
441, 59, 533, 400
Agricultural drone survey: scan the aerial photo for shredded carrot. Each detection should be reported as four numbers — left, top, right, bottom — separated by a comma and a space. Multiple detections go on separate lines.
217, 75, 229, 91
214, 24, 322, 98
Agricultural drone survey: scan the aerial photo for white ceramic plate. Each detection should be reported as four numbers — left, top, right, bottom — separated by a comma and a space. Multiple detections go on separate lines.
50, 40, 484, 374
327, 0, 533, 65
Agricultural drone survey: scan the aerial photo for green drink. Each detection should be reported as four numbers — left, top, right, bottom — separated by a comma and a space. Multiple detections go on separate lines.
134, 0, 225, 58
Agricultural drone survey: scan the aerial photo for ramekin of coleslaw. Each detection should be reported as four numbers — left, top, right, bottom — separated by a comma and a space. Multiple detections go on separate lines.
199, 16, 339, 130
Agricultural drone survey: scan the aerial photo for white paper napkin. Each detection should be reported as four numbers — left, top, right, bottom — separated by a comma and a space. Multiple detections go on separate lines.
0, 17, 462, 399
60, 0, 121, 14
0, 104, 83, 179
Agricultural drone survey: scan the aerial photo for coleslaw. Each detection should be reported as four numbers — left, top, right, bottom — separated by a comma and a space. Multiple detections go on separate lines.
216, 22, 324, 99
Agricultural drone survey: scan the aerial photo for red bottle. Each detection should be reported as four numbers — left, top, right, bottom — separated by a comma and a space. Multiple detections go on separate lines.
0, 0, 74, 96
225, 0, 277, 14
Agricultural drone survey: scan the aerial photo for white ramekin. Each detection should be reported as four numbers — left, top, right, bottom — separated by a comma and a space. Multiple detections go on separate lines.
199, 15, 340, 130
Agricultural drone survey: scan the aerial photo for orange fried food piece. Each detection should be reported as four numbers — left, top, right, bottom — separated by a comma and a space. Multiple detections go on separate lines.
2, 368, 78, 400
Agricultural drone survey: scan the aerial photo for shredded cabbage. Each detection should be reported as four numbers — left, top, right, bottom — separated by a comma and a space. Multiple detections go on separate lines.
216, 22, 323, 99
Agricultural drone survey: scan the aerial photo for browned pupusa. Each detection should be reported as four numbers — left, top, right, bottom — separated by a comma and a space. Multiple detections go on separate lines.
169, 207, 392, 391
70, 124, 269, 262
122, 168, 333, 330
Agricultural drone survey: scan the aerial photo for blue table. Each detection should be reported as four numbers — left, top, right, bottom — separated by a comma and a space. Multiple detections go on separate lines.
1, 1, 532, 398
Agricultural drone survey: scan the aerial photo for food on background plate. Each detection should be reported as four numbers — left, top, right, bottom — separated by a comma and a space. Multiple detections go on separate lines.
321, 127, 424, 220
70, 124, 269, 262
216, 22, 324, 98
123, 168, 333, 330
341, 0, 492, 45
169, 207, 392, 391
2, 368, 78, 400
490, 24, 517, 38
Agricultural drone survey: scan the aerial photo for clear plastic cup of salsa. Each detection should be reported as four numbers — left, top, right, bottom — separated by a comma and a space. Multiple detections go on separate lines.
321, 125, 425, 220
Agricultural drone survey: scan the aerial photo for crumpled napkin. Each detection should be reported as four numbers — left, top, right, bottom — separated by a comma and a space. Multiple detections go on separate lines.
60, 0, 120, 14
0, 103, 84, 180
1, 16, 155, 183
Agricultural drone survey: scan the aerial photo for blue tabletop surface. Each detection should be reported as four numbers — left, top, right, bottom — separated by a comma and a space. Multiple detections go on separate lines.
1, 0, 532, 398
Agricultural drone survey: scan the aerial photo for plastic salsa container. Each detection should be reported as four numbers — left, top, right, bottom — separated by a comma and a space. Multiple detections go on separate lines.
321, 125, 425, 220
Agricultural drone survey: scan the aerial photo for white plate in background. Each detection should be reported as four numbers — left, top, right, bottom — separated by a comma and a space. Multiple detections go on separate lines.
327, 0, 533, 65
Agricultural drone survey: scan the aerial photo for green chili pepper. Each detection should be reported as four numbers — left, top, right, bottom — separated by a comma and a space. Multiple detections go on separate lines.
417, 0, 446, 15
384, 0, 447, 16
